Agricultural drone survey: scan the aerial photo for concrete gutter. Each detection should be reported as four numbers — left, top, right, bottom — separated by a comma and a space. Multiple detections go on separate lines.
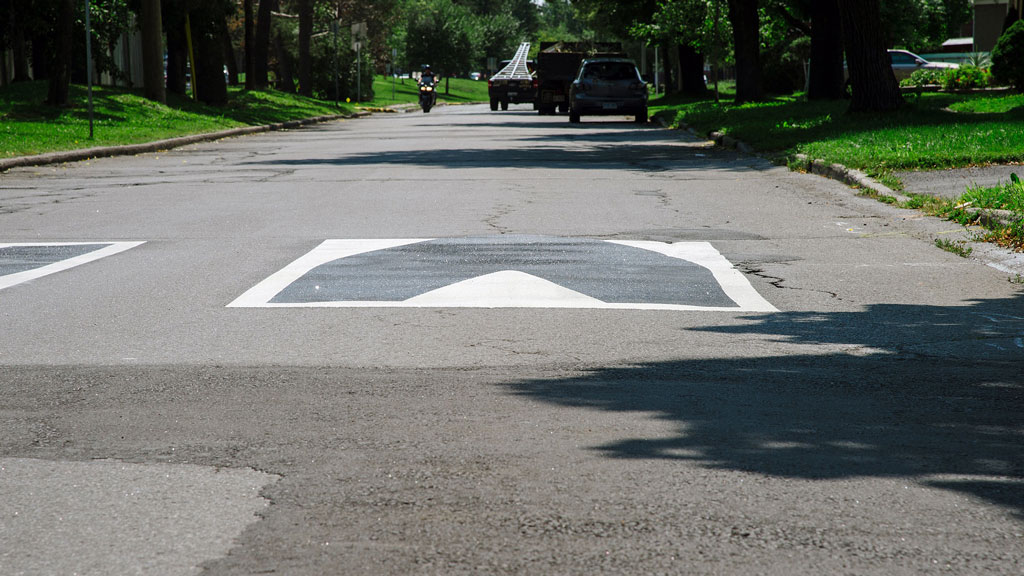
0, 111, 371, 172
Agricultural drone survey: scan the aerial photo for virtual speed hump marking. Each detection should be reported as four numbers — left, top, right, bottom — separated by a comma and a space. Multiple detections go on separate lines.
228, 236, 776, 312
0, 242, 145, 292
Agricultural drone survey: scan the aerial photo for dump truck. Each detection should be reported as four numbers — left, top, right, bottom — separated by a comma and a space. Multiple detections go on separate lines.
487, 43, 536, 111
535, 41, 623, 115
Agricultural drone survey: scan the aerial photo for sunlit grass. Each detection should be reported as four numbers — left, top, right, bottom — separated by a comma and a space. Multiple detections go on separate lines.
0, 81, 352, 158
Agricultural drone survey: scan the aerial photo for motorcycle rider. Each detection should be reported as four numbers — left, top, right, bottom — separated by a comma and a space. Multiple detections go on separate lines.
420, 65, 436, 84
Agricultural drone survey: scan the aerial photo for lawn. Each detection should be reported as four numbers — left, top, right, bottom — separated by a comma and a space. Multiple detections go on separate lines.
650, 88, 1024, 251
360, 75, 489, 108
0, 81, 353, 158
652, 90, 1024, 184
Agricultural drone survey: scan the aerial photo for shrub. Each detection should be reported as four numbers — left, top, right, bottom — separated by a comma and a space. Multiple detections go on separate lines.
943, 65, 992, 90
991, 20, 1024, 91
901, 68, 946, 87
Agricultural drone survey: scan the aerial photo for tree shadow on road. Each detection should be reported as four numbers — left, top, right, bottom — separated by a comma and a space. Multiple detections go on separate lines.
504, 294, 1024, 517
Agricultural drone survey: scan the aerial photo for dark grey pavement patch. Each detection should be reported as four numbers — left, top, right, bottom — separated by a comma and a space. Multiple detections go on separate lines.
229, 236, 776, 311
0, 242, 145, 291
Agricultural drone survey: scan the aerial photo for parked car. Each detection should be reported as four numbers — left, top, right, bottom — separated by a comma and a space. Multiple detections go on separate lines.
845, 49, 959, 84
886, 49, 959, 80
568, 58, 648, 124
469, 72, 482, 81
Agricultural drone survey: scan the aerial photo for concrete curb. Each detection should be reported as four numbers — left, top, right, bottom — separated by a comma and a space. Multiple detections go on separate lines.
0, 111, 370, 172
789, 153, 914, 204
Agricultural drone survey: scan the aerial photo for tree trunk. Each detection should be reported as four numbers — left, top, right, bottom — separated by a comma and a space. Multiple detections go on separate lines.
195, 21, 228, 105
665, 40, 680, 94
166, 20, 187, 96
46, 0, 74, 106
727, 0, 764, 103
298, 0, 312, 96
31, 33, 49, 80
253, 0, 277, 89
140, 0, 166, 103
274, 32, 294, 93
808, 0, 844, 100
244, 0, 255, 89
10, 4, 31, 82
679, 44, 707, 96
223, 20, 239, 86
837, 0, 903, 112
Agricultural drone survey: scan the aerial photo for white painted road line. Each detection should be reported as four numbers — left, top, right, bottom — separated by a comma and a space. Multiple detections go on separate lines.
229, 238, 777, 311
0, 242, 145, 292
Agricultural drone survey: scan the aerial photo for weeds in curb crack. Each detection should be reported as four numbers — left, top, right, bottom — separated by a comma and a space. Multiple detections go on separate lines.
935, 238, 974, 257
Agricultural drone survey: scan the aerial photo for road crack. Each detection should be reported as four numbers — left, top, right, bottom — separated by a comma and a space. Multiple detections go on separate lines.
739, 264, 843, 300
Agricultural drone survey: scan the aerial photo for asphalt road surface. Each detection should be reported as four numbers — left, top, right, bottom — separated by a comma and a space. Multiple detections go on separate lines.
1, 104, 1022, 575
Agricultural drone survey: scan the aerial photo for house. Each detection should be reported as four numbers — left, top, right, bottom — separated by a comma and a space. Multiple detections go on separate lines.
973, 0, 1023, 51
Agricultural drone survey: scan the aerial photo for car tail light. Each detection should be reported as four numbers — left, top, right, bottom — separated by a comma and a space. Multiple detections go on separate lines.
532, 78, 538, 89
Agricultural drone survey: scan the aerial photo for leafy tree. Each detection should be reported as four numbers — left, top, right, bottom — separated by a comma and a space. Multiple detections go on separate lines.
476, 12, 523, 67
405, 0, 475, 90
881, 0, 971, 52
991, 19, 1024, 92
537, 0, 592, 43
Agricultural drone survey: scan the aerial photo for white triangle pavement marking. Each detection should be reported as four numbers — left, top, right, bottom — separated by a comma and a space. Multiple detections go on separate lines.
404, 270, 606, 308
0, 242, 146, 292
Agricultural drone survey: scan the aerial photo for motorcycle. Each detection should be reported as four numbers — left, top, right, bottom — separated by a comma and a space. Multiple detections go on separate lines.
418, 76, 437, 113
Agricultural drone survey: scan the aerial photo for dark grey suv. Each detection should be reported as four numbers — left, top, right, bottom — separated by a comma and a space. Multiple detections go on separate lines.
568, 58, 648, 124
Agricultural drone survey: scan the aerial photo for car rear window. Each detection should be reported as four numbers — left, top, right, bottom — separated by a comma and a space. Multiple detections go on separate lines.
582, 62, 637, 81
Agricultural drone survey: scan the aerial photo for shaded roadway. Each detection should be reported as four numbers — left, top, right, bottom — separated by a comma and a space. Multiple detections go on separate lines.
504, 293, 1024, 518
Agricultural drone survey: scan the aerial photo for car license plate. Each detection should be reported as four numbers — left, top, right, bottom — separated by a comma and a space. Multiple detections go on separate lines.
602, 102, 618, 110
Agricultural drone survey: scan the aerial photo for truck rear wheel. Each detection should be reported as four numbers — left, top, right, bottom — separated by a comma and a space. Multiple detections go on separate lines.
490, 98, 498, 111
569, 109, 581, 123
501, 100, 509, 111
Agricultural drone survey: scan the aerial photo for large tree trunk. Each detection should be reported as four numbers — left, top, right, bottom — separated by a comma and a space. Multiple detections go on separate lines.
678, 43, 707, 96
31, 33, 49, 80
195, 21, 228, 105
837, 0, 903, 112
297, 0, 312, 96
727, 0, 764, 103
140, 0, 166, 103
253, 0, 278, 89
244, 0, 255, 89
274, 32, 294, 93
665, 40, 680, 94
808, 0, 844, 100
9, 2, 31, 82
46, 0, 74, 106
165, 18, 187, 96
223, 20, 239, 86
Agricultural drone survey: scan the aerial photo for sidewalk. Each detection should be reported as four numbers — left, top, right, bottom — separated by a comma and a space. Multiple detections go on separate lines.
895, 164, 1023, 199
